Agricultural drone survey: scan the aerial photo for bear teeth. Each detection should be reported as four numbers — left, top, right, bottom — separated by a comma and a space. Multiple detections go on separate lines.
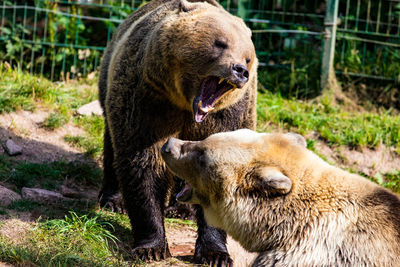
227, 80, 237, 89
200, 106, 215, 113
218, 78, 225, 84
198, 100, 214, 113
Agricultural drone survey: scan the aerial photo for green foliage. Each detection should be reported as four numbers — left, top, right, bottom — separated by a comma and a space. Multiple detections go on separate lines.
336, 39, 400, 81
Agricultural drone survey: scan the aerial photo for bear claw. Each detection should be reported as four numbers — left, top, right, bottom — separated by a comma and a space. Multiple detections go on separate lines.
98, 190, 125, 213
132, 244, 171, 262
194, 251, 233, 267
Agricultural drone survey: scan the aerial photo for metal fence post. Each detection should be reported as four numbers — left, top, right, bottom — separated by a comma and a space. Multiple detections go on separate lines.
321, 0, 339, 90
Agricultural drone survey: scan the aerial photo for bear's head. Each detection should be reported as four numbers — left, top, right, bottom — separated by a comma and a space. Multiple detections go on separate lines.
161, 129, 308, 230
145, 0, 257, 122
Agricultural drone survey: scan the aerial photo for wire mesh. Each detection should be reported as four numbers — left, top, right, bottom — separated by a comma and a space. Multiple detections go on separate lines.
0, 0, 399, 97
336, 0, 400, 82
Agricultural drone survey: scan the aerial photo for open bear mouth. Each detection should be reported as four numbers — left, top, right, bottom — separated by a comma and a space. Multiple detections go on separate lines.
176, 183, 193, 202
193, 76, 238, 123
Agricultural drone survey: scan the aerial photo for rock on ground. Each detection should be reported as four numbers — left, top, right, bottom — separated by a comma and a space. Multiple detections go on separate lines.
21, 187, 72, 205
76, 100, 103, 116
0, 185, 21, 206
3, 139, 22, 156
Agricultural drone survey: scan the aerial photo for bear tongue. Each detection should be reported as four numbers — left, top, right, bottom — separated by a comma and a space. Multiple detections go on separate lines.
193, 77, 233, 123
176, 183, 193, 202
194, 99, 211, 123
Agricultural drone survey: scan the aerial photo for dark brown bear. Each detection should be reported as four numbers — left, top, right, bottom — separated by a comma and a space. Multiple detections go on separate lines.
98, 0, 258, 264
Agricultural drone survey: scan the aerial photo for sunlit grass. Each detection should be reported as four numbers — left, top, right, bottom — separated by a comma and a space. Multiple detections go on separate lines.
65, 116, 104, 158
0, 211, 124, 267
257, 90, 400, 152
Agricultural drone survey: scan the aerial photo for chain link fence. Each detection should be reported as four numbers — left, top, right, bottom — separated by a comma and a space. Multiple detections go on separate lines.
0, 0, 399, 99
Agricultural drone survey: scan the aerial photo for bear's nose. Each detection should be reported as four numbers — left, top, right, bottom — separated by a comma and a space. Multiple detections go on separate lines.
232, 64, 249, 84
161, 137, 183, 158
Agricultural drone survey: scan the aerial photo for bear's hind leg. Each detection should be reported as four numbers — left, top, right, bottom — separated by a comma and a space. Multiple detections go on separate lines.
98, 121, 124, 213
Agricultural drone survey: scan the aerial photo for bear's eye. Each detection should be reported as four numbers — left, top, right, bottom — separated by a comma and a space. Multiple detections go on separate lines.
197, 151, 207, 168
246, 58, 251, 64
214, 40, 228, 50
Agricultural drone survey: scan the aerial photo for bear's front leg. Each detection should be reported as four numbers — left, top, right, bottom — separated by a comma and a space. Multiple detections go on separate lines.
114, 148, 172, 261
194, 205, 233, 267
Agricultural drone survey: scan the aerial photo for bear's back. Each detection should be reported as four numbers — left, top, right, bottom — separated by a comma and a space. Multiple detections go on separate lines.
99, 0, 181, 109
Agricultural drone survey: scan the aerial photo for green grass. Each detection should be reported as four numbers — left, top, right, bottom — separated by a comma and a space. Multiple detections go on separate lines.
165, 218, 197, 228
0, 156, 102, 191
381, 171, 400, 193
0, 66, 104, 158
0, 210, 195, 267
0, 211, 125, 267
7, 199, 39, 212
257, 90, 400, 152
65, 116, 104, 158
0, 64, 54, 113
42, 112, 70, 130
0, 63, 98, 129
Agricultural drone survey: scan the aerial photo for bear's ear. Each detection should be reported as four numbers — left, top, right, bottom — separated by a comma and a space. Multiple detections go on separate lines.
285, 132, 307, 148
179, 0, 220, 12
256, 167, 292, 195
179, 0, 202, 12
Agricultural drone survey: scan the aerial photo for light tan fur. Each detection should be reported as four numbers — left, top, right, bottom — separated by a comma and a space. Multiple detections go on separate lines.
162, 129, 400, 266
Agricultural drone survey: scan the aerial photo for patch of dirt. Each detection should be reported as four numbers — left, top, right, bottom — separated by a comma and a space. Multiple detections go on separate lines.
0, 218, 33, 245
166, 224, 196, 258
0, 109, 87, 163
341, 79, 400, 113
315, 141, 400, 177
150, 224, 256, 266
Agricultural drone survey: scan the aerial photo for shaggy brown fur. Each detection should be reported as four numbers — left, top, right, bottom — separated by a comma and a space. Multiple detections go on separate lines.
98, 0, 258, 264
162, 129, 400, 266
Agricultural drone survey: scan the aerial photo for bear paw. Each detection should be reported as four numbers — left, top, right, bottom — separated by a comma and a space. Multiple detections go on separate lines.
132, 240, 171, 262
194, 250, 233, 267
98, 189, 125, 213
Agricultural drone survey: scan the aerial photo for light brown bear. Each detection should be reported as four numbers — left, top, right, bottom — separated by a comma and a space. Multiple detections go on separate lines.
162, 129, 400, 266
98, 0, 258, 264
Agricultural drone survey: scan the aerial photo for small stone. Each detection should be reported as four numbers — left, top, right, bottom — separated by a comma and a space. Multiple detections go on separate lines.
3, 139, 22, 156
21, 187, 72, 205
0, 185, 21, 206
60, 185, 82, 199
76, 100, 103, 116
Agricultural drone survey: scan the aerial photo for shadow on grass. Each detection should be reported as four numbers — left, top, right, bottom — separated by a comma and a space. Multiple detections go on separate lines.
0, 125, 102, 220
0, 126, 198, 266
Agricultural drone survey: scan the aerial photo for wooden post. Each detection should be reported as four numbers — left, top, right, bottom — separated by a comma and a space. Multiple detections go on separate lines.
321, 0, 339, 90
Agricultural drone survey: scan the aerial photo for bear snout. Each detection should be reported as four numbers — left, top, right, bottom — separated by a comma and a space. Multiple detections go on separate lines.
232, 64, 249, 85
161, 137, 184, 159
